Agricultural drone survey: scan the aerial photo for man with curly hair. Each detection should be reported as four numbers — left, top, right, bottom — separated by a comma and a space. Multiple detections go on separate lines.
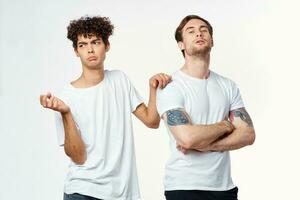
40, 16, 171, 200
156, 15, 256, 200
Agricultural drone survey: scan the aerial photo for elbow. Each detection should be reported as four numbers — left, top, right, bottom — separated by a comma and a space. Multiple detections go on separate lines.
72, 154, 87, 165
147, 123, 159, 129
145, 119, 160, 129
65, 147, 87, 165
72, 158, 86, 165
246, 129, 256, 146
179, 134, 197, 149
148, 123, 159, 129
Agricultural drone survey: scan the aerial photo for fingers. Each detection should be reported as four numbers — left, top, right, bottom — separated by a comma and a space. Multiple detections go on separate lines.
160, 73, 172, 88
176, 143, 187, 154
47, 95, 55, 108
40, 92, 55, 109
150, 79, 158, 88
226, 120, 234, 131
163, 74, 172, 82
53, 98, 58, 108
181, 148, 188, 154
46, 92, 51, 98
40, 92, 51, 107
150, 73, 172, 89
223, 120, 234, 133
157, 74, 165, 89
40, 95, 45, 107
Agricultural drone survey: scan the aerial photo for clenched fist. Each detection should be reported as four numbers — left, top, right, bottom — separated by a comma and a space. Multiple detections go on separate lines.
40, 92, 70, 114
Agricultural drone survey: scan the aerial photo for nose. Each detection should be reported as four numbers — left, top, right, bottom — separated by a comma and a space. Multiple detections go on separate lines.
87, 44, 94, 53
196, 30, 202, 37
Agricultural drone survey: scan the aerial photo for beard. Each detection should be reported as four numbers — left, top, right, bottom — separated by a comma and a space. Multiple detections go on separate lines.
185, 44, 211, 56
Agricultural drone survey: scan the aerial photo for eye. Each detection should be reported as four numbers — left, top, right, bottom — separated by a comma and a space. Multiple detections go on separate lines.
189, 30, 195, 34
78, 43, 86, 48
200, 28, 209, 33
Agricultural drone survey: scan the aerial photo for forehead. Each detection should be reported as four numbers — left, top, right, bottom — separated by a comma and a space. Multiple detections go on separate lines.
183, 19, 208, 30
77, 34, 101, 43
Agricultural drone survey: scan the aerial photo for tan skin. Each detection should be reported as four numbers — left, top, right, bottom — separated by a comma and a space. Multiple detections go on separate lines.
163, 19, 255, 154
40, 35, 171, 164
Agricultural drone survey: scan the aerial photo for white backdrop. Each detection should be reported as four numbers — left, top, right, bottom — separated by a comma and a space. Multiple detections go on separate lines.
1, 0, 300, 199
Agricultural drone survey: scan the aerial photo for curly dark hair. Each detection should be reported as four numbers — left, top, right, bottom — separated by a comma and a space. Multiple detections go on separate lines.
67, 16, 114, 49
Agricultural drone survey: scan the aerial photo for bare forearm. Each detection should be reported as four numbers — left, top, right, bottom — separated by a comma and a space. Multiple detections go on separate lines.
136, 72, 171, 128
203, 128, 255, 152
145, 87, 160, 128
207, 108, 256, 151
165, 109, 233, 149
148, 87, 160, 123
177, 121, 232, 149
62, 112, 87, 164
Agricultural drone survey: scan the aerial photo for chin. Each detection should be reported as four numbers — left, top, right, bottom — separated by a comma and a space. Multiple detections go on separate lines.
87, 64, 103, 70
192, 46, 211, 55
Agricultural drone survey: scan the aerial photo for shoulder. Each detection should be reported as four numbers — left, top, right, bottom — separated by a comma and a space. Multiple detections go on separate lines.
157, 78, 183, 100
211, 71, 238, 89
105, 69, 127, 78
105, 69, 131, 83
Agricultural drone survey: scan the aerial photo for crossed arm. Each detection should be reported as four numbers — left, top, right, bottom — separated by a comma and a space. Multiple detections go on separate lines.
163, 107, 255, 152
206, 108, 255, 151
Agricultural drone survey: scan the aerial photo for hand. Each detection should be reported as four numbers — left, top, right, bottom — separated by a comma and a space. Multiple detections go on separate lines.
194, 146, 213, 153
176, 143, 188, 154
220, 120, 234, 134
149, 73, 172, 89
40, 92, 70, 114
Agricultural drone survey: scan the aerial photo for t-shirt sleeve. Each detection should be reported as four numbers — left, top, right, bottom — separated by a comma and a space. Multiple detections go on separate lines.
122, 72, 144, 112
54, 109, 81, 147
54, 111, 65, 146
53, 92, 77, 147
129, 83, 144, 112
230, 81, 244, 111
156, 83, 185, 117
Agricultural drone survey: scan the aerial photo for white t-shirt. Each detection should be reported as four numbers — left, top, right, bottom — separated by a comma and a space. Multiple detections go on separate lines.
156, 70, 244, 191
55, 70, 143, 200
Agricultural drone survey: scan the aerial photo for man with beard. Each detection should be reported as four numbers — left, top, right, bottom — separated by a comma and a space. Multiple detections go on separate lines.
156, 15, 256, 200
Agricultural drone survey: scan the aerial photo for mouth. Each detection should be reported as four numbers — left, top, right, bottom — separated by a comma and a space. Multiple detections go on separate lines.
87, 56, 97, 61
195, 40, 205, 45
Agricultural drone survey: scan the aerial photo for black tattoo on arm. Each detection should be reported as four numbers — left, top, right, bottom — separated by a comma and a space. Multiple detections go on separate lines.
230, 108, 253, 127
166, 109, 190, 126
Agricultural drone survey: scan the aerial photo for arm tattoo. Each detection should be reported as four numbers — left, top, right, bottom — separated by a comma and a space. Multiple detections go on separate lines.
166, 109, 190, 126
231, 108, 253, 127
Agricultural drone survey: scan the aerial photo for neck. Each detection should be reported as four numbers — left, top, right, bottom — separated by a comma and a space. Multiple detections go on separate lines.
181, 53, 210, 79
72, 64, 105, 88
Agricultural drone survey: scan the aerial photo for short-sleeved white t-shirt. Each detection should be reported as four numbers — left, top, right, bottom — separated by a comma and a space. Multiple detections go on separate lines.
55, 70, 143, 200
156, 70, 244, 191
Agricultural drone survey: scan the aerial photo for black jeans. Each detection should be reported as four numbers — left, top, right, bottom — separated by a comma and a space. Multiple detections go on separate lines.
165, 187, 238, 200
63, 193, 102, 200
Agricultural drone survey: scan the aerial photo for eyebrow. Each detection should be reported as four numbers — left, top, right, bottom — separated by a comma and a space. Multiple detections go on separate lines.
78, 41, 87, 45
185, 25, 208, 32
77, 39, 101, 45
90, 39, 101, 43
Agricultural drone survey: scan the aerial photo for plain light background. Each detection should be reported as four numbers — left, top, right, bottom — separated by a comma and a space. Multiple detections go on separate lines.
1, 0, 300, 199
